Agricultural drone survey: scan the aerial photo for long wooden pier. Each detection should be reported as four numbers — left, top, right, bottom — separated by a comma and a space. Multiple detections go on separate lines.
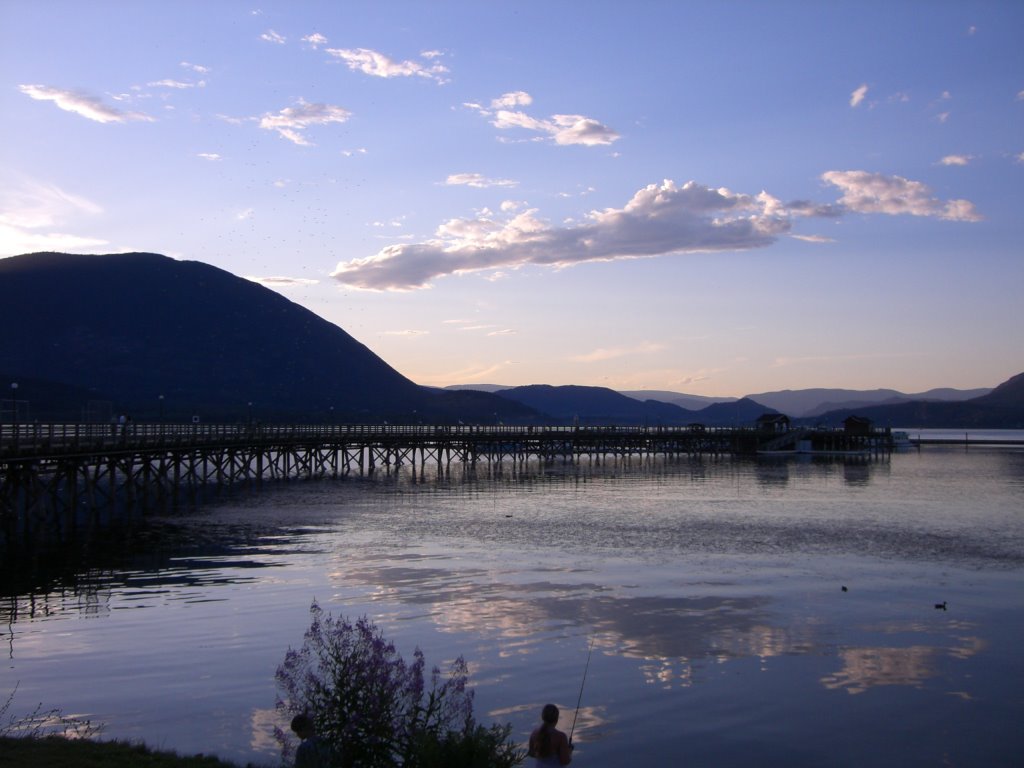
0, 421, 895, 553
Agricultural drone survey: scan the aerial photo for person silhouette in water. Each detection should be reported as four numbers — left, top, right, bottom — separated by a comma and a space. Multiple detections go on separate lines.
528, 703, 573, 766
290, 713, 332, 768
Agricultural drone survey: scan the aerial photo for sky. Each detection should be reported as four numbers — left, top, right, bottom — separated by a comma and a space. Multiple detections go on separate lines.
1, 0, 1022, 398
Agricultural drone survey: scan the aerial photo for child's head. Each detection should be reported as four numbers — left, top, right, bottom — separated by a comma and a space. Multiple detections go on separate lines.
291, 713, 315, 739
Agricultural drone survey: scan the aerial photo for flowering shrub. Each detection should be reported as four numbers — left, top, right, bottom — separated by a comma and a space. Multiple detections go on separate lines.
275, 601, 523, 768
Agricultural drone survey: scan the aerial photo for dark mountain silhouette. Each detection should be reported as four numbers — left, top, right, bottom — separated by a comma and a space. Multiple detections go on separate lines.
0, 252, 539, 423
619, 390, 736, 411
693, 397, 776, 426
975, 372, 1024, 406
2, 252, 1017, 428
741, 387, 990, 418
803, 372, 1024, 429
492, 385, 776, 426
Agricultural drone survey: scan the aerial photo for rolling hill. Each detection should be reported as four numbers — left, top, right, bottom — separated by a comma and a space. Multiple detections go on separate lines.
0, 252, 538, 423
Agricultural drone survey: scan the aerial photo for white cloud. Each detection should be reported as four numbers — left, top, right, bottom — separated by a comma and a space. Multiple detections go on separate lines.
821, 170, 982, 221
550, 114, 620, 146
791, 234, 835, 243
246, 275, 319, 287
197, 153, 222, 161
331, 179, 797, 290
0, 224, 108, 255
19, 84, 154, 123
303, 33, 328, 48
850, 83, 869, 107
571, 342, 666, 363
471, 92, 619, 147
444, 173, 518, 189
382, 329, 429, 336
148, 79, 203, 89
1016, 90, 1024, 101
333, 172, 982, 291
180, 61, 210, 74
245, 278, 317, 286
1015, 152, 1024, 164
488, 329, 517, 336
260, 30, 286, 44
491, 91, 533, 109
0, 179, 107, 256
325, 47, 449, 83
939, 154, 972, 166
257, 100, 351, 145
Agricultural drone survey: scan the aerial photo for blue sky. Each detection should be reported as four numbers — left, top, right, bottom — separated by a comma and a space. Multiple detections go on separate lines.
2, 1, 1021, 396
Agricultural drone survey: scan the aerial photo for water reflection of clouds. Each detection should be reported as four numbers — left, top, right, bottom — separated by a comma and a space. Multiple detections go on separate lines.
334, 556, 811, 690
335, 550, 996, 703
820, 630, 985, 695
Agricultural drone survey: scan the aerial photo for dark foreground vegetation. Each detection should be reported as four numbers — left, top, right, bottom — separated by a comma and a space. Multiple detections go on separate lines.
0, 736, 252, 767
1, 604, 523, 768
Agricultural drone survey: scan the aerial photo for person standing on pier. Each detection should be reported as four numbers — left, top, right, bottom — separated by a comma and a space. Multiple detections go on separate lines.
528, 704, 573, 766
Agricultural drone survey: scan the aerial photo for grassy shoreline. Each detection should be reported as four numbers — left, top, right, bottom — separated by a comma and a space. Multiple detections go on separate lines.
0, 736, 261, 767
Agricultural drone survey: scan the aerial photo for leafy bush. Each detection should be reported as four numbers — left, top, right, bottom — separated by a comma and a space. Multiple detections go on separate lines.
275, 601, 524, 768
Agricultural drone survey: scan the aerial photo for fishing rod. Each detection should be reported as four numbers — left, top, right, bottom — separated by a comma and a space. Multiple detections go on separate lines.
568, 634, 595, 745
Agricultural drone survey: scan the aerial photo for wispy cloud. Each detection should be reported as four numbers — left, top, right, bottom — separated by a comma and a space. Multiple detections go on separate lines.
469, 91, 620, 147
180, 61, 210, 74
260, 30, 286, 44
821, 170, 982, 221
382, 329, 429, 337
148, 78, 204, 89
303, 33, 328, 48
850, 83, 869, 108
257, 100, 351, 145
791, 234, 836, 243
325, 47, 449, 83
19, 84, 154, 123
246, 275, 319, 287
197, 153, 222, 161
0, 179, 107, 256
444, 173, 518, 189
939, 154, 972, 166
570, 342, 666, 363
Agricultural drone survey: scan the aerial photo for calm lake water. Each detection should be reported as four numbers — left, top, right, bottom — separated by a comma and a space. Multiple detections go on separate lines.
3, 440, 1024, 767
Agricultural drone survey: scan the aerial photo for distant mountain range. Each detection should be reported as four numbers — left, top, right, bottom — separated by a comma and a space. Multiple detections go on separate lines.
2, 252, 1021, 428
449, 384, 994, 418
